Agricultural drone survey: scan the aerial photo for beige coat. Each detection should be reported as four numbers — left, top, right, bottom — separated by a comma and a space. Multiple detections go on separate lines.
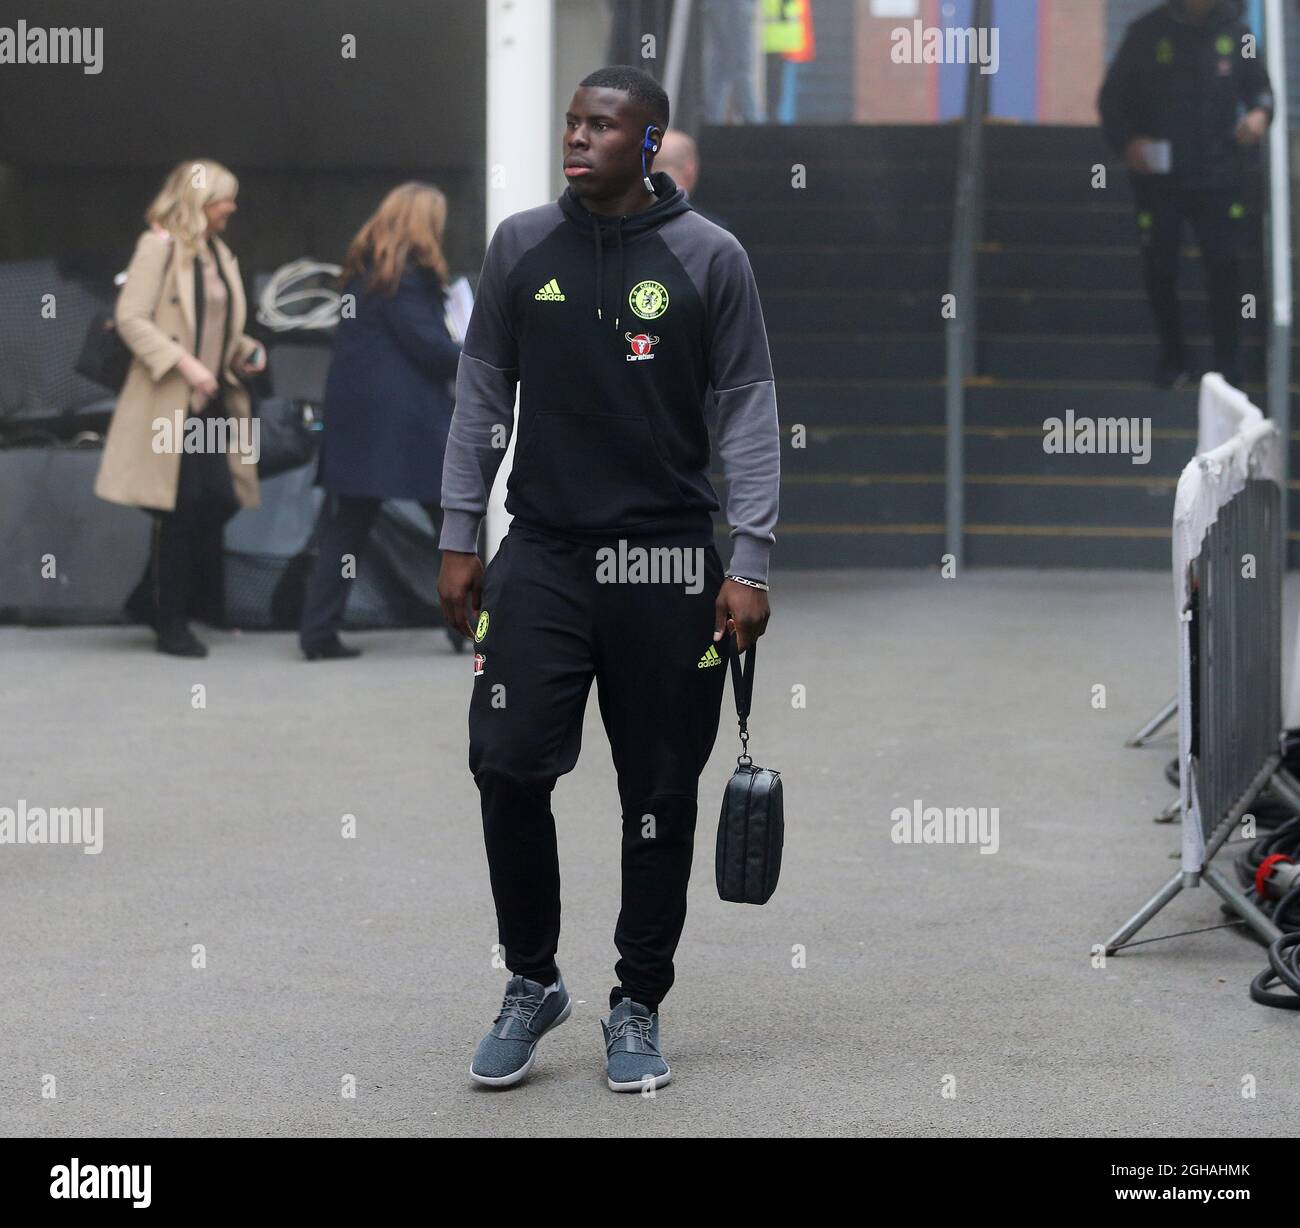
94, 228, 261, 511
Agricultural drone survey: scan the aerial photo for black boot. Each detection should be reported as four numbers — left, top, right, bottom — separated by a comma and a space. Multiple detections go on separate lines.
157, 621, 208, 658
301, 635, 362, 661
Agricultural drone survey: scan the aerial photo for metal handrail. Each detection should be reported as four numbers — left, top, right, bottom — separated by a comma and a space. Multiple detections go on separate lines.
1262, 0, 1292, 539
944, 0, 993, 566
663, 0, 693, 121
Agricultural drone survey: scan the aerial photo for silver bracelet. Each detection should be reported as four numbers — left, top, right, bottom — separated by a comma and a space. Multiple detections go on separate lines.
726, 573, 770, 592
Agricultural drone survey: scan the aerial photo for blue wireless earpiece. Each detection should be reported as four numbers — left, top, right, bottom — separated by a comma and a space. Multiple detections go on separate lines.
642, 125, 660, 195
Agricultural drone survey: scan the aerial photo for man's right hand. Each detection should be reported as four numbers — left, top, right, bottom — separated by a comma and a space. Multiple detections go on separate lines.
438, 550, 484, 638
1124, 137, 1153, 175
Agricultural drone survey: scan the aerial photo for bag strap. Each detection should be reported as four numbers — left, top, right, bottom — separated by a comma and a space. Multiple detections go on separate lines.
728, 637, 756, 766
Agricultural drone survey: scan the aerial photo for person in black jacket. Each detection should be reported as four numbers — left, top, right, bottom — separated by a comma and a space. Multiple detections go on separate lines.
1098, 0, 1273, 389
299, 182, 464, 659
439, 65, 780, 1092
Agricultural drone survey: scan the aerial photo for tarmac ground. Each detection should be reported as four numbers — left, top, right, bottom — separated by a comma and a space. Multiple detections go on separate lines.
3, 568, 1297, 1137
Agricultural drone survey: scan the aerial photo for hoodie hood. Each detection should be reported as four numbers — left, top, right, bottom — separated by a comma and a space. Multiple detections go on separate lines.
558, 170, 693, 329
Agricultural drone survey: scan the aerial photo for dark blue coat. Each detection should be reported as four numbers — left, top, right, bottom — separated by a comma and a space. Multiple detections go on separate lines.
317, 265, 461, 502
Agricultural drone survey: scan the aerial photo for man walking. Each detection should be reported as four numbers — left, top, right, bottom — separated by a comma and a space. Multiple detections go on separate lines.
1099, 0, 1273, 390
438, 65, 780, 1091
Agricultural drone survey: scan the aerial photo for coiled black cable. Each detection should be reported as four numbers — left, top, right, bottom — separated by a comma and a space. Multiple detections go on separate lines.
1160, 731, 1300, 1005
1250, 931, 1300, 1009
1232, 812, 1300, 1008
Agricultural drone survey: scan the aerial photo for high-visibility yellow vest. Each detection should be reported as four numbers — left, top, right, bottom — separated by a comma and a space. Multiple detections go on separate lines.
763, 0, 808, 56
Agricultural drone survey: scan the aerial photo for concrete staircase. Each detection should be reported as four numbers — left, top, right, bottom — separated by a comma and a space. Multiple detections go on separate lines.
698, 122, 1288, 569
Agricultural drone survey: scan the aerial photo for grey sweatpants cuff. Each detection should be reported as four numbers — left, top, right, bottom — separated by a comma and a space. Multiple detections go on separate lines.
727, 535, 772, 585
439, 508, 482, 554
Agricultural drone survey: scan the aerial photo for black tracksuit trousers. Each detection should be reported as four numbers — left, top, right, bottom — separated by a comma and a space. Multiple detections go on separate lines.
1131, 175, 1247, 378
469, 523, 732, 1015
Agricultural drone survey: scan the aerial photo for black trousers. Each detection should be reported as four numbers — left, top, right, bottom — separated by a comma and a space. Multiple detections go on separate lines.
469, 524, 731, 1014
299, 494, 444, 649
129, 445, 239, 631
1130, 175, 1246, 376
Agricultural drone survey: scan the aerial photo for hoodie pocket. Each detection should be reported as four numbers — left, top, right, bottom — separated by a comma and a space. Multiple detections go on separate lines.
514, 410, 681, 528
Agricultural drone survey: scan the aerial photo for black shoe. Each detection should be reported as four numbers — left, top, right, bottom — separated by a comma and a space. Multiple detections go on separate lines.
156, 624, 208, 658
302, 636, 362, 661
1154, 358, 1193, 390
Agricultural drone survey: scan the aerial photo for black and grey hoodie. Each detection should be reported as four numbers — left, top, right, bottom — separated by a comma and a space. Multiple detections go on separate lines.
438, 170, 780, 582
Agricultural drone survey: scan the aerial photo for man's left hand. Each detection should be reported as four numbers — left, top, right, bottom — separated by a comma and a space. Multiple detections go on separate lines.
714, 578, 770, 654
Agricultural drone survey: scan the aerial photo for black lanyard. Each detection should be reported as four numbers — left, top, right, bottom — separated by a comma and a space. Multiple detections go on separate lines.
729, 637, 756, 766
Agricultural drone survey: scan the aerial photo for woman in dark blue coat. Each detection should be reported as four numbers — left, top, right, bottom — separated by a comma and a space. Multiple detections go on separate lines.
300, 182, 464, 659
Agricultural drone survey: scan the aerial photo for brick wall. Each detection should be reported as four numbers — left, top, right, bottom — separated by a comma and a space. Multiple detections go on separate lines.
854, 0, 939, 122
852, 0, 1111, 124
1041, 0, 1106, 123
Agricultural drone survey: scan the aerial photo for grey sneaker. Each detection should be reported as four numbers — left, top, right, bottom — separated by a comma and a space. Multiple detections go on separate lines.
601, 998, 671, 1092
469, 972, 572, 1087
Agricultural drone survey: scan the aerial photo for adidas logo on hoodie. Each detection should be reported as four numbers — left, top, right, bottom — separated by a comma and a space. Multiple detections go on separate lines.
534, 278, 565, 301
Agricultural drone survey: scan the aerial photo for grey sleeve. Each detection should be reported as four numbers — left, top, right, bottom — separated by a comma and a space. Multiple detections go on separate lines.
707, 238, 781, 583
438, 222, 520, 553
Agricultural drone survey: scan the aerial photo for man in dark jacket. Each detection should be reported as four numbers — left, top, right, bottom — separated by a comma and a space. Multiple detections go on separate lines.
438, 65, 780, 1092
1098, 0, 1273, 389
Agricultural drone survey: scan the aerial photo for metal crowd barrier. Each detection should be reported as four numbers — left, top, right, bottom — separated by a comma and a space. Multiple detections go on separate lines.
1107, 376, 1292, 953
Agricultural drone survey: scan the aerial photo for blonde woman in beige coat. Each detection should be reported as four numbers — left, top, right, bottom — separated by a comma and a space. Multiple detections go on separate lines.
95, 159, 266, 657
